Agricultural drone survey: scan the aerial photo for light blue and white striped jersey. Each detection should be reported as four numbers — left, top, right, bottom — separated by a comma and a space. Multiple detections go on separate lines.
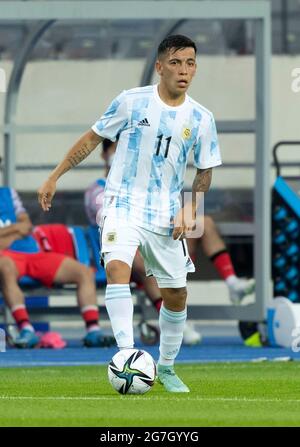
92, 84, 222, 235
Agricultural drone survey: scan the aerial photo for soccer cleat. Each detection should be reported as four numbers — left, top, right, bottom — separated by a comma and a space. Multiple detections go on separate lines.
229, 278, 256, 305
183, 322, 202, 346
83, 330, 116, 348
14, 328, 40, 349
157, 364, 190, 393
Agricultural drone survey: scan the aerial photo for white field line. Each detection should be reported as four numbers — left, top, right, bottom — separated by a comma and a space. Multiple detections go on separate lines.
1, 395, 300, 403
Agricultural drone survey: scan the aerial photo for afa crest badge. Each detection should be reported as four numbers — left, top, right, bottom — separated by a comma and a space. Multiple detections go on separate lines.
106, 232, 117, 243
182, 127, 191, 139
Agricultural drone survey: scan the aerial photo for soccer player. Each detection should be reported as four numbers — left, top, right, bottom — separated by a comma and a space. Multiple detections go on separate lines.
38, 35, 222, 392
84, 138, 202, 345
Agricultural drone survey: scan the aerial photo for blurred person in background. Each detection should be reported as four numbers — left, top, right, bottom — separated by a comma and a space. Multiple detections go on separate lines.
0, 186, 115, 348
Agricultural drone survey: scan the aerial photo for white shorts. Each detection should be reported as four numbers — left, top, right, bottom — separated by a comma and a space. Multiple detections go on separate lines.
100, 217, 195, 288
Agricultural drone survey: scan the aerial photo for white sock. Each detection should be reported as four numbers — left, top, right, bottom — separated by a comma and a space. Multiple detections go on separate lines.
158, 305, 187, 367
226, 274, 238, 288
105, 284, 134, 349
21, 323, 34, 332
87, 325, 100, 333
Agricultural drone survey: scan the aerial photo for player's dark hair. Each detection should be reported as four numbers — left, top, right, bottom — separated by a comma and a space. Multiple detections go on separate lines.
157, 34, 197, 59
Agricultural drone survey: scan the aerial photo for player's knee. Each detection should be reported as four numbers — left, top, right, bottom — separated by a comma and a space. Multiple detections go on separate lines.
106, 260, 131, 284
203, 215, 215, 234
163, 287, 187, 309
68, 264, 94, 285
0, 257, 16, 279
174, 287, 187, 305
79, 265, 94, 282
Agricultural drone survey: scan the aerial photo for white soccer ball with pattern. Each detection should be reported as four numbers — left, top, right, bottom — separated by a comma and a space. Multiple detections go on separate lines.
108, 348, 156, 395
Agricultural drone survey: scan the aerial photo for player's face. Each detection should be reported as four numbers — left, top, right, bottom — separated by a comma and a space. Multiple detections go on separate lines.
156, 47, 197, 97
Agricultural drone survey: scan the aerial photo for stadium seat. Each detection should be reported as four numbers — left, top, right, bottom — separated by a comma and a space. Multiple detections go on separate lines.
68, 226, 90, 266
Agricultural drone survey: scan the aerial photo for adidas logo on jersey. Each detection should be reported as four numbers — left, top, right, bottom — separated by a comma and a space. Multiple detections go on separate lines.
138, 118, 150, 127
186, 257, 193, 267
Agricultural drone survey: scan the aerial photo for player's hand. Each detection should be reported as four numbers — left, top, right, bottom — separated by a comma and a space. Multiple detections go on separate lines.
38, 178, 56, 211
172, 204, 196, 240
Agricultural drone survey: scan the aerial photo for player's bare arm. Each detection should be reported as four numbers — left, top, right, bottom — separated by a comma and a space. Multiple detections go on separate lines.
172, 168, 212, 240
16, 212, 33, 236
193, 167, 212, 193
0, 224, 21, 239
0, 212, 32, 249
38, 130, 103, 211
0, 212, 32, 238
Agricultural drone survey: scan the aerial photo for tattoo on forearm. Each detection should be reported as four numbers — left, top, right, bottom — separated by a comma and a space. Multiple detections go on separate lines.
67, 143, 94, 168
193, 168, 212, 193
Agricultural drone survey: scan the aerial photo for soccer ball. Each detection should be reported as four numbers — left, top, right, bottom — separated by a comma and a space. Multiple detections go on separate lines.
108, 348, 156, 395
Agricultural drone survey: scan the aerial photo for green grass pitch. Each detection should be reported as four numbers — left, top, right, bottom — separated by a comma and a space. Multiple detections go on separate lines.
1, 362, 300, 426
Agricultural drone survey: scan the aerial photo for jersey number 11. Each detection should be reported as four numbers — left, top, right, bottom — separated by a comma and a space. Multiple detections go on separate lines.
156, 135, 172, 158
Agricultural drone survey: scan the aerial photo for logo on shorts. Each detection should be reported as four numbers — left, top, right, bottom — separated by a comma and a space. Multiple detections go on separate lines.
106, 232, 117, 243
186, 257, 193, 267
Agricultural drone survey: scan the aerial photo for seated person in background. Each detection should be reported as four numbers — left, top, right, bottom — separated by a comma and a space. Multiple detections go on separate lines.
186, 217, 255, 305
0, 186, 115, 349
85, 139, 255, 316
